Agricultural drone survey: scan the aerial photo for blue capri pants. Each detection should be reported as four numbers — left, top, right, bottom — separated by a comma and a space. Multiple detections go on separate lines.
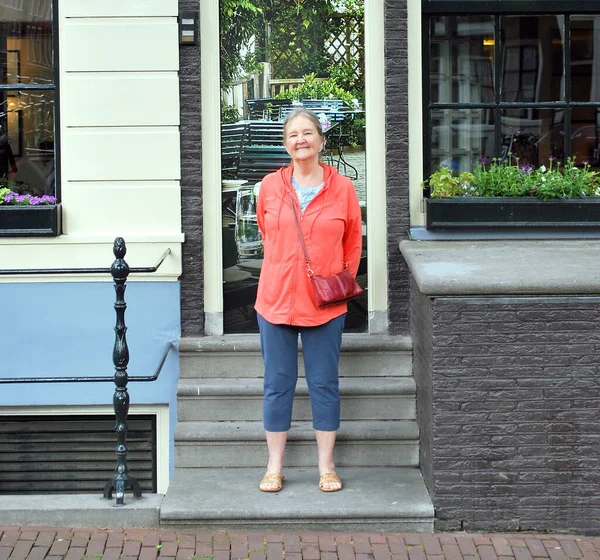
257, 313, 346, 432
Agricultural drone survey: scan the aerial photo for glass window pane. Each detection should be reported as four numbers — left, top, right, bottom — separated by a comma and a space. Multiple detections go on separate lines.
571, 15, 600, 102
430, 15, 495, 104
221, 0, 367, 334
0, 1, 53, 85
501, 108, 562, 166
1, 89, 54, 194
571, 108, 600, 169
431, 108, 495, 172
500, 15, 564, 103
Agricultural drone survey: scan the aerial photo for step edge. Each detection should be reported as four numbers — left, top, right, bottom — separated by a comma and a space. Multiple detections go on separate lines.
174, 420, 419, 442
180, 334, 412, 353
177, 378, 416, 396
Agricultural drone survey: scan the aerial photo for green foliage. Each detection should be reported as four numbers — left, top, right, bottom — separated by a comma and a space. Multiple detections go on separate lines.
220, 0, 263, 88
274, 73, 365, 145
0, 186, 10, 203
221, 102, 241, 124
328, 65, 363, 99
220, 0, 365, 87
425, 156, 600, 199
274, 73, 354, 105
266, 0, 335, 79
425, 167, 475, 199
533, 158, 600, 199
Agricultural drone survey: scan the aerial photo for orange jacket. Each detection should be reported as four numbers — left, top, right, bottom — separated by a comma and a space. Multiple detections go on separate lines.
255, 164, 363, 326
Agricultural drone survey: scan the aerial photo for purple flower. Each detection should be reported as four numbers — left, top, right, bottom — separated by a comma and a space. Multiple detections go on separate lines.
519, 163, 535, 175
15, 194, 27, 203
478, 157, 489, 164
29, 196, 42, 205
4, 191, 15, 203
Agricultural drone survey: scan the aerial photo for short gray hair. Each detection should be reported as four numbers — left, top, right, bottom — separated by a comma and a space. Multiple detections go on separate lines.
282, 107, 324, 143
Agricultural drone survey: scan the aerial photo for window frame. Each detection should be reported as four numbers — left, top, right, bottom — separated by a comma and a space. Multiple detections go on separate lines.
0, 0, 61, 237
422, 0, 600, 179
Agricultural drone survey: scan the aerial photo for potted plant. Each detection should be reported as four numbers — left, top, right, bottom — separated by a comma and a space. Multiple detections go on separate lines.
0, 184, 60, 236
423, 156, 600, 230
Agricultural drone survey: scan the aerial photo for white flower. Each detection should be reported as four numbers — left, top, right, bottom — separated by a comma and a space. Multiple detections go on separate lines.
540, 165, 547, 172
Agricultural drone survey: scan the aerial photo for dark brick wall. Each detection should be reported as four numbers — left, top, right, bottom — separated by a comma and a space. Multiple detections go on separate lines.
385, 0, 410, 334
410, 278, 434, 487
179, 2, 203, 336
411, 293, 600, 535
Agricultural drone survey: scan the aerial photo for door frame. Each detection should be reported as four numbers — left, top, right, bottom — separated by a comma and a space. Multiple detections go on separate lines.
200, 0, 388, 335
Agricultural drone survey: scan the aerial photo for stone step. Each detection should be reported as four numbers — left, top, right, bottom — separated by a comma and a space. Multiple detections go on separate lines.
160, 467, 434, 532
174, 420, 419, 468
177, 377, 416, 422
179, 334, 413, 379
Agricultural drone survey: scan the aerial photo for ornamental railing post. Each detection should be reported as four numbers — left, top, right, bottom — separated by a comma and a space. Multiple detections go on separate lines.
103, 237, 142, 505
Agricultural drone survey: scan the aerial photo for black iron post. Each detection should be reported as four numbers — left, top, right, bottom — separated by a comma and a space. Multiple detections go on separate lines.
103, 237, 142, 505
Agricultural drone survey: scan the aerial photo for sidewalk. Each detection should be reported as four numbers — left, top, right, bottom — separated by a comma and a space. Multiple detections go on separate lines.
0, 528, 599, 560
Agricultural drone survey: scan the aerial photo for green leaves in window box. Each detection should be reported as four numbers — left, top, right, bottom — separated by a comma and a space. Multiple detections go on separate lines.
424, 156, 600, 200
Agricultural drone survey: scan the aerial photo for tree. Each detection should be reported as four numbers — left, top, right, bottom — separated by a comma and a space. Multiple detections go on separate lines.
220, 0, 263, 88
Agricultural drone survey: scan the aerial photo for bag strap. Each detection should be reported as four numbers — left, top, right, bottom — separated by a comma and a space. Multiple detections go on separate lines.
288, 194, 314, 277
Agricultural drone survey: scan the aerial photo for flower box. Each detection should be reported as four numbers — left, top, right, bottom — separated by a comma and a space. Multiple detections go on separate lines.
426, 197, 600, 230
0, 204, 61, 236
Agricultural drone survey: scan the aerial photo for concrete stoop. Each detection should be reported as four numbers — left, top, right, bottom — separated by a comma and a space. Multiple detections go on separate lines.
162, 334, 435, 531
159, 467, 434, 532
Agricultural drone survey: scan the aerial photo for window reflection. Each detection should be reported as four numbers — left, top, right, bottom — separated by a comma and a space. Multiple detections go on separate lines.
430, 16, 495, 104
500, 16, 564, 104
427, 13, 600, 173
0, 0, 54, 196
431, 109, 495, 172
500, 109, 562, 166
571, 107, 600, 165
571, 15, 600, 102
220, 0, 367, 334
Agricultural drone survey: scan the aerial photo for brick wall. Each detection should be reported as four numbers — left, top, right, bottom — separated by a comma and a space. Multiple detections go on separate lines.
410, 279, 434, 487
412, 293, 600, 535
385, 0, 410, 334
179, 2, 204, 336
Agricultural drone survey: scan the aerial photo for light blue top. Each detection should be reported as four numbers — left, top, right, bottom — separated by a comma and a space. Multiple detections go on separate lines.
292, 176, 323, 213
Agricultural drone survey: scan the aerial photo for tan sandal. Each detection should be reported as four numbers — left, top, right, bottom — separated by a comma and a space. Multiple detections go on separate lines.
259, 472, 284, 492
319, 472, 342, 492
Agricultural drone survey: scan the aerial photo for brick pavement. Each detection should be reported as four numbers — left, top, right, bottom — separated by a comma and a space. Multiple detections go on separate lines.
0, 528, 599, 560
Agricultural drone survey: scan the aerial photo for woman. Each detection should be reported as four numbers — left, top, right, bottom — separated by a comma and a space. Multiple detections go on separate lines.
254, 108, 362, 493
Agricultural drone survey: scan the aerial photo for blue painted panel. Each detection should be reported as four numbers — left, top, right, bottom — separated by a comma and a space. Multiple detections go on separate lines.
0, 281, 180, 407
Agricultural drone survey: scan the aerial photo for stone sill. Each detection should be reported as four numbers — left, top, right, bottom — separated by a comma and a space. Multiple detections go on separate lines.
400, 239, 600, 296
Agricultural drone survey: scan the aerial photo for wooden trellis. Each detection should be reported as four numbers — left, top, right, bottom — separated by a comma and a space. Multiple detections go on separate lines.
325, 14, 364, 81
270, 13, 364, 81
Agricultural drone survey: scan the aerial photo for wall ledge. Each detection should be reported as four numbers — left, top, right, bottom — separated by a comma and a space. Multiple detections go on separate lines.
400, 239, 600, 296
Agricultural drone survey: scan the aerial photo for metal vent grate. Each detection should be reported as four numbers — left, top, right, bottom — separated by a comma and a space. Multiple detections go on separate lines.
0, 414, 156, 494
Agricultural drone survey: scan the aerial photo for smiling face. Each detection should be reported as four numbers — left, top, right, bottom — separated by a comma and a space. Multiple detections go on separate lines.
283, 114, 324, 164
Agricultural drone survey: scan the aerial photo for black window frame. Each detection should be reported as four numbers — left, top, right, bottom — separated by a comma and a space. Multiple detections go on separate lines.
0, 0, 61, 237
422, 0, 600, 179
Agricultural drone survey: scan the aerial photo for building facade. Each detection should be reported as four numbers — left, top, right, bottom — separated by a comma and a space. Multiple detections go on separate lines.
1, 0, 598, 534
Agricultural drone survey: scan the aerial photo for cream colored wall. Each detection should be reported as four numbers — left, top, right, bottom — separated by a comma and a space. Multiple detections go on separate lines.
0, 0, 183, 282
408, 0, 425, 226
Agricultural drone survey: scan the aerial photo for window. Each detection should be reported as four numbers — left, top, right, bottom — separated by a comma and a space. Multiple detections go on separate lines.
423, 1, 600, 176
0, 0, 58, 236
